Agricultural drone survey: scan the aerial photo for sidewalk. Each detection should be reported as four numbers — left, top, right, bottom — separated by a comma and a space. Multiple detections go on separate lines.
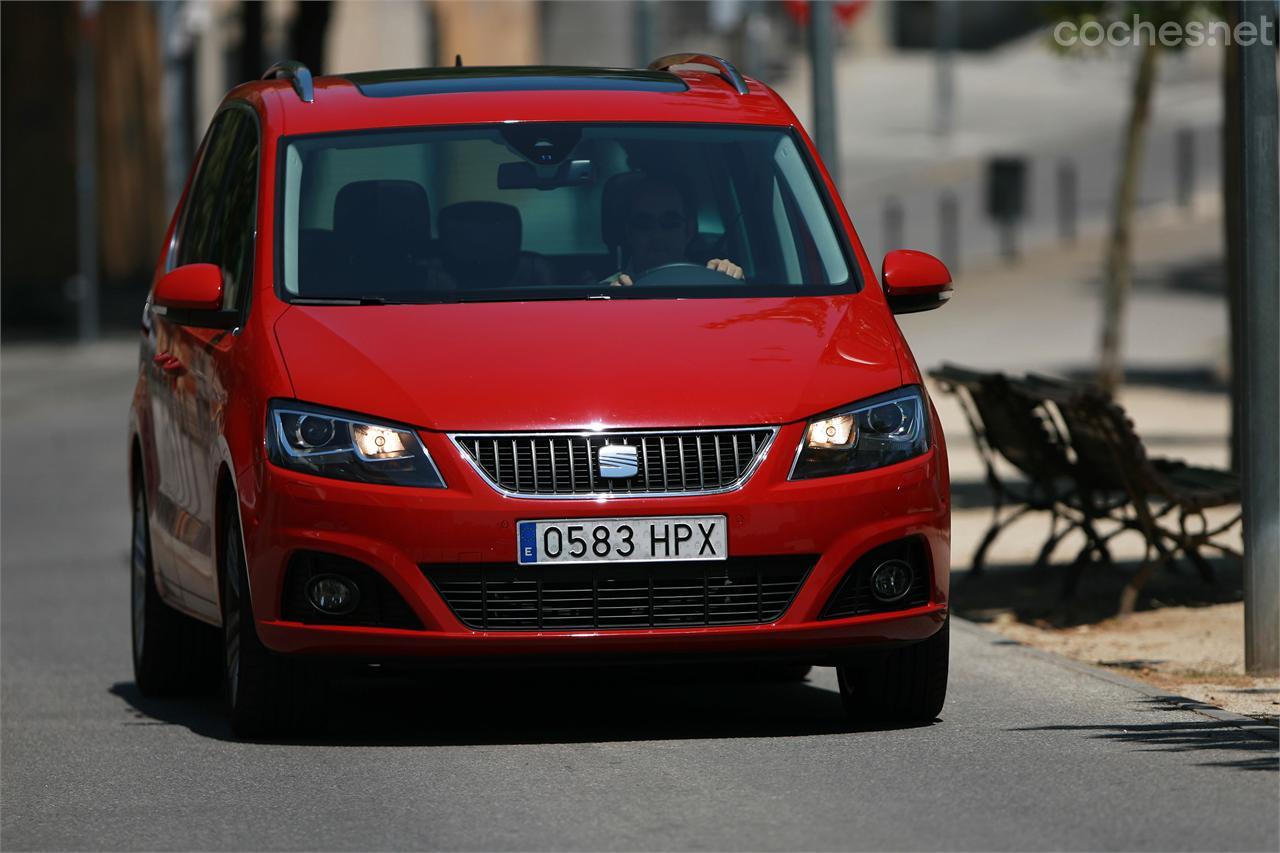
776, 36, 1225, 270
906, 199, 1232, 568
904, 198, 1275, 722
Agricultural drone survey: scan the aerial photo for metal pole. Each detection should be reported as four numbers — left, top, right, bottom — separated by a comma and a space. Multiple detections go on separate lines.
1239, 0, 1279, 675
742, 3, 766, 80
934, 0, 957, 138
633, 0, 654, 69
809, 0, 838, 188
75, 0, 100, 344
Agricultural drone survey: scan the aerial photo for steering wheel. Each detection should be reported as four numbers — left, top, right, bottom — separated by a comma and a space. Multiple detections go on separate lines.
630, 262, 741, 287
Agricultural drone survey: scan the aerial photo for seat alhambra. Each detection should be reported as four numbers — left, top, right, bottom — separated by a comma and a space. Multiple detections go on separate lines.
129, 55, 954, 736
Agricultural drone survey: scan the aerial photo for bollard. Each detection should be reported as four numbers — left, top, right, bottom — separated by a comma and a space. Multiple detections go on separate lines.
1057, 160, 1078, 245
883, 197, 904, 254
939, 192, 959, 275
985, 157, 1027, 263
1176, 126, 1195, 211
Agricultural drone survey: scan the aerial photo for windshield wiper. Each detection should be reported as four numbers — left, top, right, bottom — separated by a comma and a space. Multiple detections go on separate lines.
454, 291, 615, 304
290, 296, 405, 306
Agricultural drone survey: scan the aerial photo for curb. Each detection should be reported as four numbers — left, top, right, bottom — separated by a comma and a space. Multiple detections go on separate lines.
953, 617, 1280, 745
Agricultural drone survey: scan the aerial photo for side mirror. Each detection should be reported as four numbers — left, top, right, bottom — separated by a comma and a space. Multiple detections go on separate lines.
882, 250, 953, 315
152, 263, 237, 328
155, 263, 223, 311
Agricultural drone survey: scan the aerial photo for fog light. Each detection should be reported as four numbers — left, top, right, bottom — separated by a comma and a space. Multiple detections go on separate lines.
306, 574, 360, 615
870, 559, 913, 603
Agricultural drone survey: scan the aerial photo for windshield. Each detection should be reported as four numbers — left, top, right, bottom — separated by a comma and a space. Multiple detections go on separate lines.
278, 123, 856, 303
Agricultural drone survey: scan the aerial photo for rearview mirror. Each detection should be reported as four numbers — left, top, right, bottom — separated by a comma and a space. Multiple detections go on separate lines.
497, 159, 594, 191
153, 264, 236, 328
882, 250, 953, 314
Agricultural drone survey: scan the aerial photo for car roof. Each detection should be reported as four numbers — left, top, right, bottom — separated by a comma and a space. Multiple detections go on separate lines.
236, 64, 800, 137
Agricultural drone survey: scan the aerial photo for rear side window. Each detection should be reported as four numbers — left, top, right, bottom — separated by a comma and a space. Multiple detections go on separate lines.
175, 107, 259, 311
213, 116, 259, 311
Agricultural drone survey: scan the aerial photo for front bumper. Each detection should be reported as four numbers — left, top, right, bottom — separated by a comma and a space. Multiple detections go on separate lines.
247, 421, 950, 659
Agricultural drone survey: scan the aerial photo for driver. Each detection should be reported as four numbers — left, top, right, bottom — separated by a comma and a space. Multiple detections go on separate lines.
605, 176, 744, 286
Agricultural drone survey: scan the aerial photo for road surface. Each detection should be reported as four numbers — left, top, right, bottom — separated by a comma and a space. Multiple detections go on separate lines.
2, 341, 1275, 851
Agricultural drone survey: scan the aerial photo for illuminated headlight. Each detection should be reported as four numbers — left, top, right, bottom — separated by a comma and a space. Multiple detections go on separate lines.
790, 386, 930, 479
352, 424, 409, 460
267, 400, 445, 488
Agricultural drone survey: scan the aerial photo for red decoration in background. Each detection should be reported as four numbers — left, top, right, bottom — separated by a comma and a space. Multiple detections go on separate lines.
782, 0, 869, 28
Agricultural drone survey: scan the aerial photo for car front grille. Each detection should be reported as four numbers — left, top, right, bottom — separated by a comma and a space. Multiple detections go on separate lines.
452, 428, 776, 497
422, 556, 814, 631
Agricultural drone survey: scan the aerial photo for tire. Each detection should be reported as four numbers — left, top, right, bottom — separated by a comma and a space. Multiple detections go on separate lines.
131, 487, 219, 695
221, 499, 324, 738
837, 618, 949, 725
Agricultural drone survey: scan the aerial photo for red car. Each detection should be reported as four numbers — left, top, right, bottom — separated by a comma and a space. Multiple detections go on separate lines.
129, 55, 954, 736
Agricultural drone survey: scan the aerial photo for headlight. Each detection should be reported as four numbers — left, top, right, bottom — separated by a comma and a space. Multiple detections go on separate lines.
266, 400, 446, 488
790, 386, 930, 479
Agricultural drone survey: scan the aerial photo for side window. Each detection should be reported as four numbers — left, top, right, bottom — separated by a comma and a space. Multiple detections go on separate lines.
213, 115, 260, 311
176, 111, 239, 268
174, 109, 259, 312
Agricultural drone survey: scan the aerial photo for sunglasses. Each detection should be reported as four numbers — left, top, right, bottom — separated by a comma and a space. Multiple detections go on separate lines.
628, 211, 686, 233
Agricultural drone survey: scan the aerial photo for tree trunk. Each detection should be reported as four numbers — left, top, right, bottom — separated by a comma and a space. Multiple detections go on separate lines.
239, 1, 263, 86
96, 2, 165, 285
290, 1, 332, 75
1098, 42, 1160, 393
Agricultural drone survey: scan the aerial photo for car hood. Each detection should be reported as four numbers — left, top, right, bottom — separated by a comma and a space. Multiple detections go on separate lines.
273, 296, 904, 431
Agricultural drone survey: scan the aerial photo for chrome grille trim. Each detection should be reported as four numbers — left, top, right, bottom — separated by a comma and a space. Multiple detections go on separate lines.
450, 426, 779, 499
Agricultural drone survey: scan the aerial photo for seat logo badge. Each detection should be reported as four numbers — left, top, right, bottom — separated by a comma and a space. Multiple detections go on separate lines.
598, 444, 639, 479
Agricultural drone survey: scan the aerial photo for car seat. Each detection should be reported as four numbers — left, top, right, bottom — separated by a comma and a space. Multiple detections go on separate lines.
329, 179, 433, 296
437, 201, 552, 289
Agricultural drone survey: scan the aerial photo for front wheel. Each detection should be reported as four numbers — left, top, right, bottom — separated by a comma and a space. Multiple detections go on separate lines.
221, 501, 324, 737
837, 619, 949, 725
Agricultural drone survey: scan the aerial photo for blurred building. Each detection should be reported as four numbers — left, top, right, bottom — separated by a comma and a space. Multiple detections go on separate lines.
0, 0, 1091, 338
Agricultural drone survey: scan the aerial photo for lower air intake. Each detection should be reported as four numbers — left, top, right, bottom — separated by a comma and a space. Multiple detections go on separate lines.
821, 536, 931, 620
282, 550, 423, 629
422, 556, 814, 631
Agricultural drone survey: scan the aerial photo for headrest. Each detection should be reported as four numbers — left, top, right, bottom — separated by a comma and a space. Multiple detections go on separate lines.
333, 180, 431, 246
437, 201, 522, 286
600, 170, 645, 252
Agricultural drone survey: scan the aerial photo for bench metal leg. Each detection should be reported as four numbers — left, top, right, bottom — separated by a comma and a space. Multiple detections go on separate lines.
970, 503, 1034, 575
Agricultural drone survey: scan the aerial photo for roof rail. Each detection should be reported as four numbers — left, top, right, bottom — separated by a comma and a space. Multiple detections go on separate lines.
262, 60, 314, 103
648, 53, 749, 96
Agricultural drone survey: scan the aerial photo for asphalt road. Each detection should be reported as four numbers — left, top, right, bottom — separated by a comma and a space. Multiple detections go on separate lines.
2, 341, 1276, 852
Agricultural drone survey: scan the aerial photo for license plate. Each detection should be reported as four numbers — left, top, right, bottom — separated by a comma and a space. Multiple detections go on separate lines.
517, 515, 728, 566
